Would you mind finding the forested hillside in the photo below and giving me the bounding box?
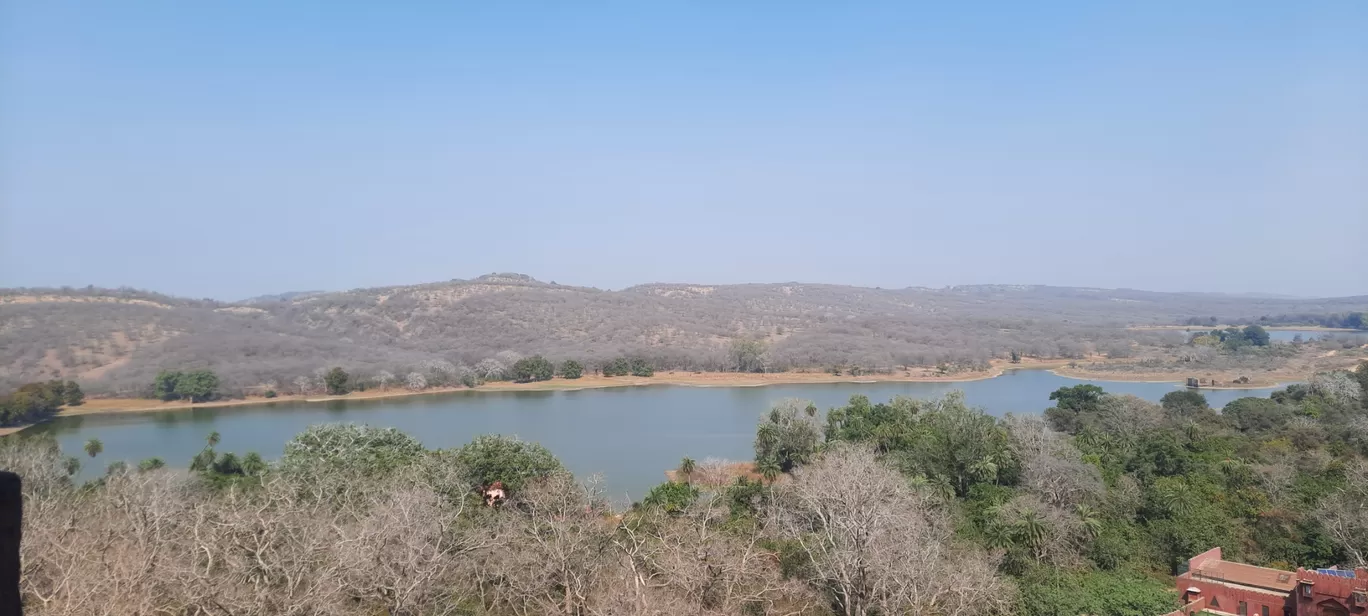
[3,274,1366,393]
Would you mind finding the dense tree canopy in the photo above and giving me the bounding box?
[511,355,554,382]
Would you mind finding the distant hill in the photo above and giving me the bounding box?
[2,275,1365,394]
[240,290,326,304]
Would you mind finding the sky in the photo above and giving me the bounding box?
[2,2,1365,300]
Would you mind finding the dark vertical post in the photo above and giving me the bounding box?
[0,471,21,616]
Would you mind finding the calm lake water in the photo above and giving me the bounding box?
[28,369,1288,501]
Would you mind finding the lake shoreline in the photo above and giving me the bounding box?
[0,359,1307,436]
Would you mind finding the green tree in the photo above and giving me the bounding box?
[559,359,584,379]
[758,458,782,484]
[241,451,267,476]
[1223,397,1290,432]
[449,434,565,493]
[138,457,166,472]
[62,380,84,406]
[678,456,696,480]
[754,399,822,472]
[83,438,103,458]
[511,355,555,382]
[602,358,631,377]
[1045,384,1107,434]
[1010,349,1022,363]
[1017,570,1179,616]
[153,370,183,401]
[1160,390,1208,416]
[281,424,425,477]
[900,392,1015,496]
[629,358,654,377]
[1242,324,1270,346]
[324,367,350,395]
[642,481,699,514]
[173,370,219,403]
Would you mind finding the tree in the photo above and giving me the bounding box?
[511,355,555,383]
[754,398,822,472]
[559,360,583,379]
[729,338,768,373]
[405,371,427,391]
[768,444,1012,616]
[1010,349,1022,363]
[1045,384,1106,434]
[449,434,565,494]
[474,358,509,381]
[83,438,103,458]
[137,457,165,472]
[173,370,219,403]
[758,458,782,484]
[281,424,425,477]
[154,370,183,401]
[293,375,313,395]
[642,481,699,514]
[602,358,631,377]
[677,456,696,480]
[1160,389,1208,415]
[629,358,654,377]
[1242,324,1271,346]
[1223,397,1290,432]
[324,367,350,395]
[62,380,84,406]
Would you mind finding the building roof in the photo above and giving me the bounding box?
[1192,558,1299,593]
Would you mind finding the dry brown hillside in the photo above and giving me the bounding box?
[3,274,1365,394]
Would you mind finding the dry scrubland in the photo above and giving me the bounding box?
[3,273,1366,396]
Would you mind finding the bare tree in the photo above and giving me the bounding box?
[1315,460,1368,568]
[373,370,395,390]
[1005,414,1103,508]
[405,371,427,391]
[293,375,313,395]
[768,444,1012,616]
[480,473,617,616]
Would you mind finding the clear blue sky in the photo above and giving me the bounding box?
[2,2,1365,300]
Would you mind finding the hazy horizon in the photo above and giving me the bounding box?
[3,3,1365,299]
[1,270,1358,304]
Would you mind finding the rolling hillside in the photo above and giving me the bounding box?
[3,274,1365,394]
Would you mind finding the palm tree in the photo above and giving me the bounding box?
[928,475,956,503]
[206,431,221,448]
[678,457,696,481]
[758,458,782,484]
[1076,504,1102,539]
[969,456,999,484]
[62,456,80,477]
[83,438,103,458]
[1015,510,1049,560]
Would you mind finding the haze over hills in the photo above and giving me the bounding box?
[2,273,1366,394]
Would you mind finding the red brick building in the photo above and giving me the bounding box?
[1169,548,1367,616]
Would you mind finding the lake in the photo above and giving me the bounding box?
[28,369,1288,501]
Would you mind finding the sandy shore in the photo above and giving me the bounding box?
[3,356,1335,435]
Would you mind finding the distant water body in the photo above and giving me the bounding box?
[30,369,1288,501]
